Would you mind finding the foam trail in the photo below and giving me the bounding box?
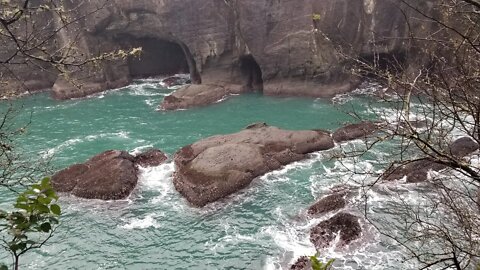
[121,213,161,229]
[129,145,154,156]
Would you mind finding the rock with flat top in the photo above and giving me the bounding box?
[173,124,335,206]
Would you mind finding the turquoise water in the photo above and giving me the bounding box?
[0,81,413,269]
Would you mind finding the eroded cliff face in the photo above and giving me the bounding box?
[1,0,436,99]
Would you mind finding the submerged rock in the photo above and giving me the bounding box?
[173,124,335,206]
[449,137,479,157]
[310,212,361,250]
[135,149,168,167]
[308,191,348,216]
[382,158,446,183]
[332,121,378,143]
[52,150,138,200]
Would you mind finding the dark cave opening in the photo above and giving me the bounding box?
[238,55,263,92]
[116,36,201,83]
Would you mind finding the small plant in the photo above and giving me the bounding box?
[310,253,335,270]
[0,177,61,270]
[312,13,321,21]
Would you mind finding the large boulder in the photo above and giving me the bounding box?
[173,124,335,206]
[382,158,446,183]
[449,137,479,157]
[332,121,378,143]
[52,150,138,200]
[310,212,361,250]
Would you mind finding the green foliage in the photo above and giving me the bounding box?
[310,254,335,270]
[0,177,61,269]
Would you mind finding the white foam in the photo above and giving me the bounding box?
[129,145,154,156]
[41,131,131,159]
[40,138,83,159]
[137,162,176,204]
[121,213,161,230]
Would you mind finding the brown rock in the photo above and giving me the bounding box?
[173,125,335,207]
[290,256,312,270]
[310,212,361,250]
[52,150,138,200]
[160,84,230,110]
[134,149,168,167]
[332,121,378,143]
[449,137,479,157]
[383,158,447,183]
[308,191,347,216]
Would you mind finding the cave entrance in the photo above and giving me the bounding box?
[117,36,201,83]
[238,55,263,92]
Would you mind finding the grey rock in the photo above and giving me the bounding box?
[173,125,335,206]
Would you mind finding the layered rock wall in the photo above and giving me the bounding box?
[1,0,438,99]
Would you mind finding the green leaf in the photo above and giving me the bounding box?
[41,177,50,188]
[36,204,51,214]
[310,256,322,270]
[50,204,61,215]
[0,264,8,270]
[37,196,52,205]
[325,259,335,269]
[39,222,51,233]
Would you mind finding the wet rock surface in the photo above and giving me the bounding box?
[310,212,361,250]
[160,83,244,110]
[332,121,378,143]
[134,149,168,167]
[173,124,335,206]
[308,191,348,216]
[449,137,479,157]
[383,158,447,183]
[52,149,168,200]
[52,150,138,200]
[290,256,312,270]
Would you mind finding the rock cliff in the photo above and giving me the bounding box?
[1,0,437,99]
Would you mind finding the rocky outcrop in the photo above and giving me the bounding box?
[310,212,361,250]
[160,84,244,110]
[173,124,335,206]
[383,137,479,183]
[52,149,167,199]
[2,0,441,99]
[383,158,446,183]
[134,149,168,167]
[332,121,378,143]
[449,137,479,157]
[52,150,138,200]
[290,257,312,270]
[308,191,348,216]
